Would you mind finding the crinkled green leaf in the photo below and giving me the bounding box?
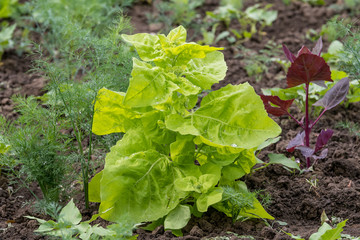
[196,188,223,212]
[141,111,176,145]
[121,33,162,61]
[59,199,82,225]
[97,149,186,223]
[92,88,140,135]
[168,43,223,65]
[184,51,227,90]
[124,58,179,107]
[164,205,191,230]
[167,83,281,149]
[170,135,195,165]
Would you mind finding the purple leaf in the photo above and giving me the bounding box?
[313,80,327,88]
[313,148,328,160]
[282,44,296,63]
[312,37,323,56]
[296,146,315,158]
[313,77,350,110]
[315,129,333,153]
[297,46,312,56]
[260,95,294,117]
[286,54,332,88]
[286,131,305,152]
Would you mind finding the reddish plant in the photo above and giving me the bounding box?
[260,38,350,169]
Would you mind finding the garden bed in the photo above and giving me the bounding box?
[1,0,359,239]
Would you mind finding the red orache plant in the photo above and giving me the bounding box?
[260,38,350,169]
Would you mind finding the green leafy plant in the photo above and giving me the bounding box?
[89,26,281,231]
[0,0,19,18]
[146,0,204,34]
[261,38,350,169]
[0,23,16,60]
[285,219,348,240]
[206,2,277,42]
[27,199,136,240]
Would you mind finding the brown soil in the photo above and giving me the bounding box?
[1,0,360,239]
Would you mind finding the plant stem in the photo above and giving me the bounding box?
[287,112,304,129]
[310,108,327,129]
[304,83,311,168]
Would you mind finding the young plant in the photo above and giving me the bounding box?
[285,219,348,240]
[260,38,350,169]
[89,26,281,231]
[26,199,136,240]
[0,23,16,60]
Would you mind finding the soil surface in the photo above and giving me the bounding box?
[1,0,360,239]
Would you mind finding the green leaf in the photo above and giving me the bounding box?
[89,171,102,203]
[141,111,176,145]
[184,51,227,90]
[164,205,191,230]
[213,182,274,220]
[168,43,223,66]
[0,142,10,154]
[308,220,347,240]
[92,88,140,135]
[320,220,347,240]
[59,199,82,225]
[166,83,281,149]
[196,188,223,212]
[97,149,187,223]
[220,149,257,184]
[170,135,195,165]
[257,137,281,151]
[268,153,300,171]
[121,33,163,61]
[124,58,179,107]
[166,25,187,45]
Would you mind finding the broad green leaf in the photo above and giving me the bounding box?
[184,51,227,90]
[167,83,281,149]
[121,33,163,61]
[141,111,176,145]
[98,150,186,223]
[89,171,103,202]
[240,198,274,220]
[309,223,333,240]
[92,88,140,135]
[59,199,82,225]
[168,43,223,65]
[164,205,191,230]
[320,220,347,240]
[170,135,195,165]
[196,188,223,212]
[167,25,187,45]
[268,153,300,171]
[220,149,257,184]
[174,176,200,193]
[124,59,179,107]
[172,76,201,96]
[257,137,281,151]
